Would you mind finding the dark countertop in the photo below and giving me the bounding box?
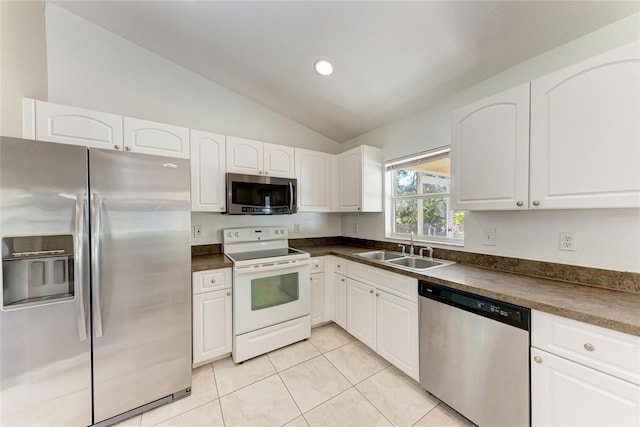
[192,244,640,337]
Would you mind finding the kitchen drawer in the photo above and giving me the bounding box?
[532,310,640,385]
[334,258,348,275]
[311,256,325,274]
[193,268,231,295]
[349,261,418,303]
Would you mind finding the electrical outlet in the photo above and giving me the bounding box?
[193,225,202,238]
[559,232,576,251]
[294,224,300,233]
[353,222,359,233]
[482,228,496,246]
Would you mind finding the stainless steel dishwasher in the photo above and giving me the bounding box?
[418,280,530,427]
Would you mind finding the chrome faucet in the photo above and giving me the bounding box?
[409,231,415,256]
[419,246,434,260]
[398,244,406,254]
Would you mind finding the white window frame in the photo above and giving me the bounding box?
[385,147,464,246]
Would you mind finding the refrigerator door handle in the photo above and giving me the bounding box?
[75,192,88,341]
[91,192,104,338]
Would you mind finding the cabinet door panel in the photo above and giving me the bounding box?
[123,117,189,158]
[264,143,295,178]
[346,279,376,350]
[377,291,419,381]
[310,273,325,326]
[450,83,530,210]
[226,136,262,175]
[35,101,123,150]
[190,130,226,212]
[530,41,640,209]
[336,150,362,211]
[531,348,640,427]
[193,290,232,366]
[295,148,331,212]
[332,273,347,329]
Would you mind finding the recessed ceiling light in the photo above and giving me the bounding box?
[314,59,334,76]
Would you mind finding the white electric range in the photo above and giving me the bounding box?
[223,227,311,363]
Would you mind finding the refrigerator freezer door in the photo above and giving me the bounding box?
[89,149,191,423]
[0,137,91,426]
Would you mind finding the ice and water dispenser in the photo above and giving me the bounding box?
[2,235,75,309]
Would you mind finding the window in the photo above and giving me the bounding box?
[386,147,464,244]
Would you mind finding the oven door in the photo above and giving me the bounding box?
[233,260,310,335]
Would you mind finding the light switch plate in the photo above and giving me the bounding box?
[482,228,496,246]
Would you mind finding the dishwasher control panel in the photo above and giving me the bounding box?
[418,280,530,330]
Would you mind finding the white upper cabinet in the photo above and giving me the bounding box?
[451,83,530,210]
[123,117,190,159]
[264,143,295,178]
[451,42,640,211]
[295,148,332,212]
[530,41,640,209]
[226,136,295,178]
[31,99,123,150]
[333,145,383,212]
[190,130,226,212]
[24,99,190,159]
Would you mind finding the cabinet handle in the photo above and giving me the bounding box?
[532,200,540,206]
[221,206,225,210]
[125,146,131,151]
[516,201,523,207]
[375,292,379,297]
[226,291,231,296]
[357,207,361,211]
[210,279,216,284]
[114,145,121,150]
[341,278,345,282]
[533,356,542,364]
[258,171,263,175]
[265,171,269,175]
[337,264,341,268]
[370,290,373,294]
[584,343,595,352]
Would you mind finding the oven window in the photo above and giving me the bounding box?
[251,272,299,310]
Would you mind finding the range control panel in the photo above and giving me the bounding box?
[223,226,288,243]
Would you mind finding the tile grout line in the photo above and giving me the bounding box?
[210,362,228,427]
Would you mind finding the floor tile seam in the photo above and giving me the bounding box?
[146,398,222,427]
[278,358,353,416]
[318,352,362,387]
[410,402,445,427]
[350,384,396,427]
[275,370,305,424]
[217,370,280,399]
[269,346,322,373]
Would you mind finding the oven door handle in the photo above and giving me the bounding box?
[235,259,310,275]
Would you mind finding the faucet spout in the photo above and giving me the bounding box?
[409,231,415,256]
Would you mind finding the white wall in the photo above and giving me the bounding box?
[342,13,640,273]
[44,4,342,154]
[192,212,342,245]
[0,1,47,137]
[44,4,344,244]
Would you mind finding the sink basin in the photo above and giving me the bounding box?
[356,250,405,261]
[387,257,446,269]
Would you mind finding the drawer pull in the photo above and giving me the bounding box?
[341,278,345,282]
[533,356,542,364]
[337,264,341,268]
[210,279,216,284]
[226,291,231,296]
[584,343,595,352]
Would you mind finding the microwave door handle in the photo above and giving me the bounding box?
[289,181,293,211]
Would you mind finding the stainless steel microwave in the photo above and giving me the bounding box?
[226,173,297,214]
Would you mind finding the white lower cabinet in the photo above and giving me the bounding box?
[531,347,640,426]
[531,310,640,426]
[339,259,419,381]
[310,256,332,327]
[332,272,347,330]
[192,268,232,367]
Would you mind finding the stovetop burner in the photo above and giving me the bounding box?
[225,247,306,263]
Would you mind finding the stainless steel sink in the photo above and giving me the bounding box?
[355,250,454,271]
[387,257,450,269]
[357,250,405,261]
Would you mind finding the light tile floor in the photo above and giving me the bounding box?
[116,323,476,427]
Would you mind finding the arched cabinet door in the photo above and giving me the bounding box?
[190,130,226,212]
[530,41,640,209]
[34,100,123,150]
[226,136,263,175]
[123,117,189,159]
[450,83,530,211]
[264,142,295,178]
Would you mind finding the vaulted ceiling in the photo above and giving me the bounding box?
[53,1,639,142]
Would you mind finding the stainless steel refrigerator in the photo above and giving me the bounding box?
[0,136,192,426]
